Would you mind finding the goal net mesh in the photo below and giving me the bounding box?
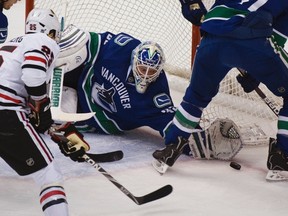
[31,0,282,145]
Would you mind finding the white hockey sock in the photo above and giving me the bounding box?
[40,185,69,216]
[31,162,70,216]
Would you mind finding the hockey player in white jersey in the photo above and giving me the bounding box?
[0,8,90,215]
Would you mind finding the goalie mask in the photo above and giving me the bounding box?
[131,41,165,94]
[25,8,61,43]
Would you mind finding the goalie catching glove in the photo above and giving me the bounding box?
[189,118,243,160]
[50,123,90,162]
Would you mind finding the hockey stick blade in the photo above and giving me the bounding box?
[51,107,95,122]
[83,154,173,205]
[133,184,173,205]
[86,150,123,163]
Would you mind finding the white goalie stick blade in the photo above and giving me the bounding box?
[266,170,288,181]
[50,107,95,122]
[152,160,169,175]
[49,65,95,122]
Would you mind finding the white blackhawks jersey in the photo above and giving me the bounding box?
[0,33,59,113]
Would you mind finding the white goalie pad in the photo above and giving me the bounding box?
[61,86,78,113]
[188,118,243,160]
[55,24,89,72]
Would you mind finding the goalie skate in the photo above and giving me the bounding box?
[152,159,169,175]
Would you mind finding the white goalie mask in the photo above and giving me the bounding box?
[25,8,61,43]
[131,41,166,94]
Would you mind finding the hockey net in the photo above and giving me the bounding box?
[26,0,282,146]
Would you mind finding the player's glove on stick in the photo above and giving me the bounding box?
[50,123,90,162]
[28,97,53,133]
[236,73,260,93]
[179,0,207,26]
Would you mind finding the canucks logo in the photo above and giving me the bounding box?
[153,93,172,108]
[91,83,117,112]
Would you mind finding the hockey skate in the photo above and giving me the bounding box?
[266,138,288,181]
[152,137,189,174]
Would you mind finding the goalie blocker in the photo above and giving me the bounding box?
[152,118,243,174]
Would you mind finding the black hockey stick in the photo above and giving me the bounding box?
[83,154,173,205]
[49,130,173,205]
[86,150,123,163]
[237,68,280,116]
[49,127,123,163]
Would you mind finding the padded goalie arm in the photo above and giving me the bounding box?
[55,24,90,73]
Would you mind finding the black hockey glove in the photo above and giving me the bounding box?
[50,123,90,162]
[236,73,260,93]
[179,0,207,26]
[28,97,53,133]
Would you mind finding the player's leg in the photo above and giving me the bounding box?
[153,37,232,169]
[0,110,69,215]
[231,37,288,180]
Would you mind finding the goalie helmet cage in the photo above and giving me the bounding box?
[26,0,282,146]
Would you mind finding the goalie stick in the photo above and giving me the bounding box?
[49,65,95,122]
[50,131,173,204]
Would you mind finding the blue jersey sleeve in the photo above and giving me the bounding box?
[0,13,8,43]
[201,0,288,38]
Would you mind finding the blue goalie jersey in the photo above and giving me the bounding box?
[76,32,175,136]
[0,12,8,43]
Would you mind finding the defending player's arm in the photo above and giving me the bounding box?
[179,0,207,26]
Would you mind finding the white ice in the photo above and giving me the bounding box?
[1,1,288,216]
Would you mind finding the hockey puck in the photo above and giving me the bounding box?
[230,161,241,170]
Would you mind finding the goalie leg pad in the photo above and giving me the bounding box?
[189,118,243,160]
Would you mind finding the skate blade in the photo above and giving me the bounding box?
[152,160,169,175]
[266,170,288,181]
